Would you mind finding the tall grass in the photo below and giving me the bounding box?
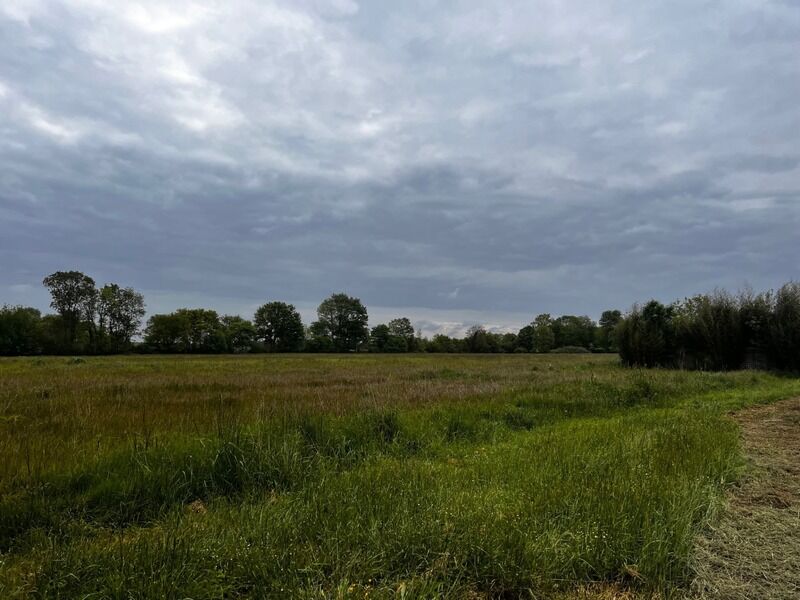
[1,354,799,598]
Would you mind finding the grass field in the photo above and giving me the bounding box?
[1,354,799,598]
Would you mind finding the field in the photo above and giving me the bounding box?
[1,354,799,598]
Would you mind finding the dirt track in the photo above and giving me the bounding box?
[691,398,800,599]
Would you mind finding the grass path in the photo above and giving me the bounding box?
[691,398,800,599]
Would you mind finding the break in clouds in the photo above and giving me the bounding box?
[1,0,799,336]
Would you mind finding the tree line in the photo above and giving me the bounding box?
[617,283,800,372]
[1,271,798,371]
[0,270,623,357]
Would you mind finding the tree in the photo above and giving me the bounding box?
[596,309,622,351]
[384,335,408,353]
[388,317,415,351]
[144,309,224,353]
[499,332,518,353]
[369,324,391,352]
[465,325,491,353]
[220,315,256,353]
[617,301,677,367]
[552,315,596,349]
[144,312,188,352]
[532,314,555,353]
[766,282,800,371]
[179,308,225,352]
[42,271,97,350]
[313,293,369,352]
[305,321,335,352]
[674,292,744,370]
[97,284,145,352]
[253,302,305,352]
[426,333,456,353]
[516,324,534,352]
[370,323,409,353]
[0,306,42,356]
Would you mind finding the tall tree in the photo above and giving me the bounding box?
[617,301,677,367]
[516,324,534,352]
[597,309,622,351]
[179,308,225,352]
[532,313,555,353]
[253,302,305,352]
[98,284,145,352]
[42,271,97,350]
[313,293,369,352]
[766,282,800,371]
[388,317,415,351]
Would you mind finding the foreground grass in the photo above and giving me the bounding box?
[1,354,799,598]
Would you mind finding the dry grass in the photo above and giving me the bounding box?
[691,398,800,599]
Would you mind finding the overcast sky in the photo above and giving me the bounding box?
[1,1,798,336]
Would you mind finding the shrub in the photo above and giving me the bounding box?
[549,346,590,354]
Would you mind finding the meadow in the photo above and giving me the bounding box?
[1,354,799,598]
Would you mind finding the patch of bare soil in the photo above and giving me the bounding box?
[691,398,800,599]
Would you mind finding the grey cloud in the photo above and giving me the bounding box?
[1,1,799,334]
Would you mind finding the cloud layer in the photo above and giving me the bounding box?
[2,0,799,335]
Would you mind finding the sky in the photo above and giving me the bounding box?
[1,0,799,337]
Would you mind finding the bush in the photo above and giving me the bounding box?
[549,346,590,354]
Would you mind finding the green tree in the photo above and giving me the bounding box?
[313,293,369,352]
[144,309,224,353]
[426,334,455,353]
[305,321,335,352]
[384,335,408,353]
[674,292,744,370]
[532,314,555,353]
[766,282,800,371]
[552,315,596,349]
[465,325,492,353]
[596,309,622,351]
[179,308,225,353]
[0,305,42,356]
[516,324,534,352]
[370,323,409,353]
[499,332,518,353]
[617,301,677,367]
[42,270,97,350]
[97,284,145,352]
[369,324,391,352]
[254,302,305,352]
[220,315,256,353]
[144,312,188,352]
[388,317,415,351]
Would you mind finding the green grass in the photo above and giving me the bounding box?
[1,354,798,598]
